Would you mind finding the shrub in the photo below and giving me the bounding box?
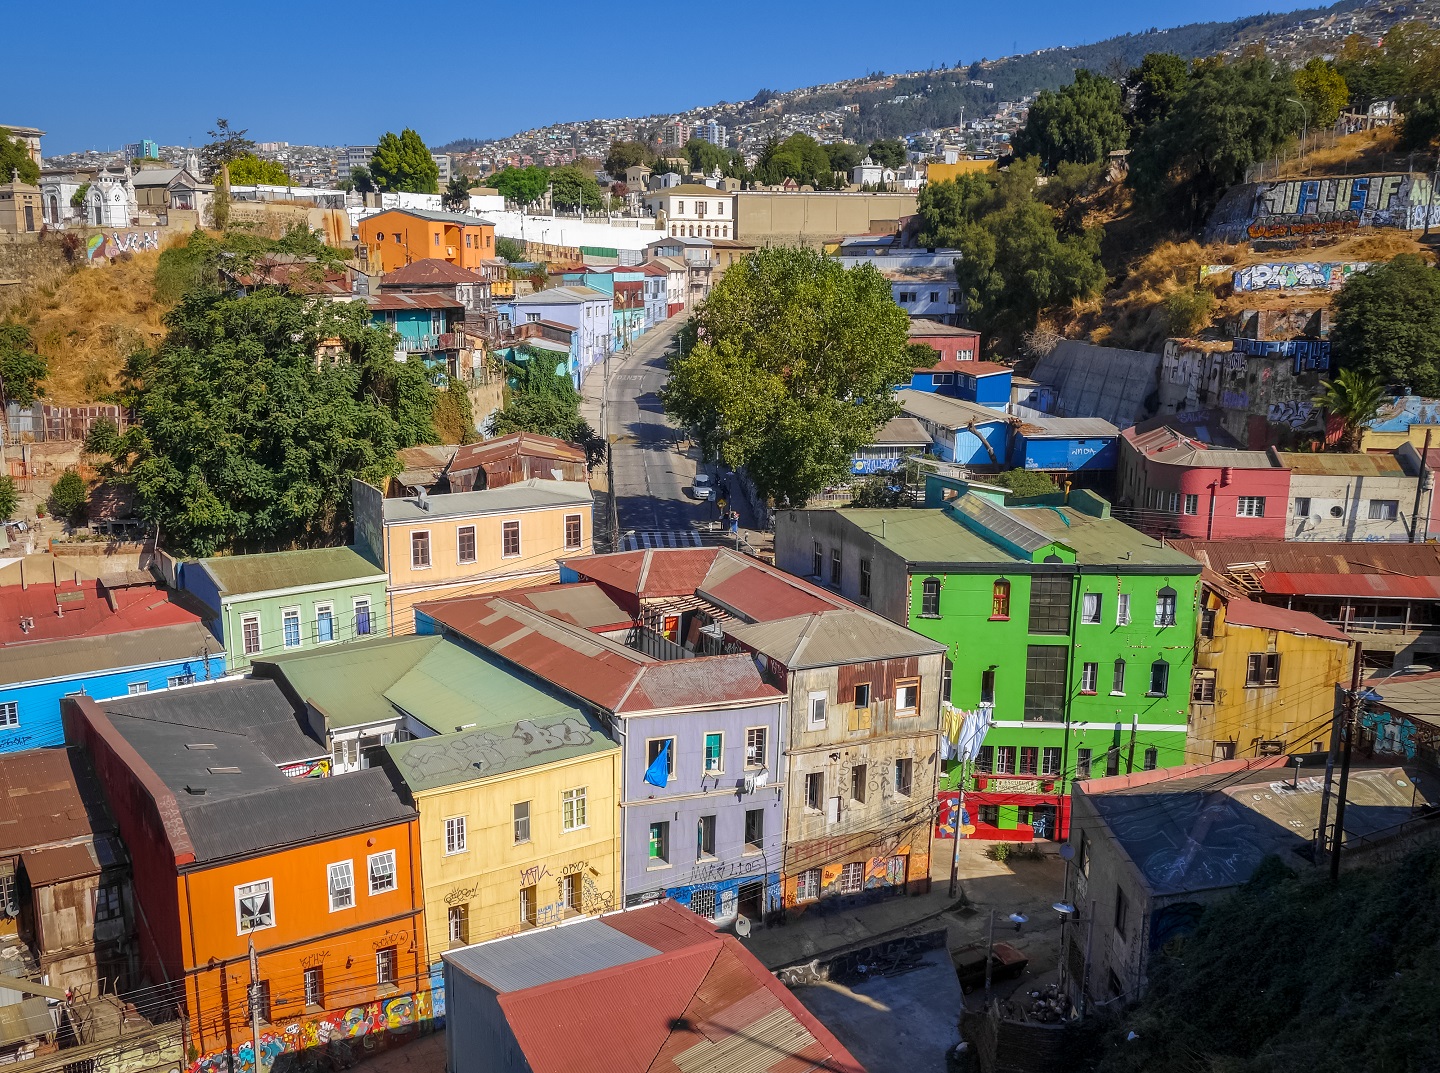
[49,469,87,525]
[1163,286,1215,338]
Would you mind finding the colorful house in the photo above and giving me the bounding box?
[1008,416,1119,474]
[908,359,1010,407]
[367,292,467,379]
[64,681,430,1072]
[898,388,1013,468]
[181,547,388,673]
[359,208,497,274]
[501,286,612,386]
[0,577,223,752]
[908,320,980,365]
[774,477,1202,841]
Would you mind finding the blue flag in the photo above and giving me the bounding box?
[643,740,671,788]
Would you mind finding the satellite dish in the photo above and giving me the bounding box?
[1059,844,1075,861]
[1309,514,1322,525]
[735,914,751,937]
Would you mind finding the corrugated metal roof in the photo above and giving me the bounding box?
[371,207,495,227]
[620,656,782,714]
[259,635,441,730]
[1017,415,1119,439]
[1170,541,1440,598]
[908,321,979,339]
[0,997,52,1046]
[446,917,661,992]
[870,416,931,446]
[449,433,586,474]
[366,292,464,311]
[896,389,1011,429]
[700,564,836,621]
[1031,339,1160,428]
[954,495,1055,554]
[1278,451,1406,476]
[1367,672,1440,718]
[0,749,115,857]
[381,479,592,523]
[727,609,944,669]
[1221,597,1350,642]
[0,578,199,647]
[506,584,632,630]
[0,621,221,686]
[603,897,722,950]
[381,259,486,286]
[564,548,719,600]
[22,843,98,886]
[199,547,384,598]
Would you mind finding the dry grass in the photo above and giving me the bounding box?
[1268,127,1411,180]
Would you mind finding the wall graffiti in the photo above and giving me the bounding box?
[394,715,605,784]
[441,884,478,906]
[188,991,434,1073]
[518,863,551,886]
[1207,174,1440,243]
[1266,400,1314,429]
[1232,261,1372,292]
[1359,710,1418,760]
[369,929,408,952]
[1231,336,1330,374]
[280,758,331,779]
[86,230,161,262]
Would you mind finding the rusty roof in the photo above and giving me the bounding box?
[563,548,721,600]
[449,433,586,473]
[0,748,114,857]
[1221,597,1351,643]
[381,259,487,286]
[366,291,464,311]
[1278,451,1407,477]
[23,843,100,886]
[1173,540,1440,600]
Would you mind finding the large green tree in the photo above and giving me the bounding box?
[199,118,255,181]
[227,153,288,185]
[1126,53,1189,135]
[1012,69,1128,171]
[662,247,926,505]
[756,134,834,187]
[491,354,593,442]
[1294,57,1350,130]
[867,139,908,169]
[443,174,473,212]
[102,287,438,556]
[683,138,728,176]
[490,166,550,207]
[604,141,652,177]
[369,130,439,194]
[0,323,47,405]
[548,164,603,212]
[1331,254,1440,395]
[0,129,39,186]
[1314,369,1387,452]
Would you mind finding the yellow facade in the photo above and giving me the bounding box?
[1189,592,1353,762]
[411,749,621,954]
[925,160,998,184]
[1360,424,1440,452]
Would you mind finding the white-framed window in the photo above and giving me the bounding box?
[1042,747,1062,777]
[375,946,398,987]
[1154,588,1177,627]
[235,879,274,933]
[327,861,354,911]
[0,702,16,728]
[456,525,477,564]
[1081,662,1098,693]
[168,672,196,688]
[332,737,360,772]
[562,786,587,830]
[367,851,396,895]
[1112,658,1126,695]
[448,904,468,945]
[1081,592,1102,624]
[315,603,335,643]
[502,520,521,558]
[1116,594,1131,626]
[1183,493,1199,515]
[805,772,824,811]
[1236,496,1266,518]
[839,862,864,895]
[703,732,724,774]
[796,868,821,902]
[303,967,324,1008]
[282,607,302,649]
[807,691,827,730]
[896,680,919,713]
[1369,499,1399,521]
[354,597,373,637]
[648,820,670,864]
[444,816,467,855]
[513,800,531,843]
[564,513,583,550]
[931,372,954,386]
[241,614,261,656]
[411,530,431,569]
[745,726,767,768]
[127,682,148,695]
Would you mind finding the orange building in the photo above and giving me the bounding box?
[64,680,433,1073]
[360,208,496,273]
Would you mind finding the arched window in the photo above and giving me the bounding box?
[1149,660,1170,697]
[1112,658,1126,694]
[1154,586,1177,627]
[920,577,941,617]
[991,579,1011,619]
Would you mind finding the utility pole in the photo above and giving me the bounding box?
[247,939,264,1073]
[1317,641,1362,863]
[1409,427,1433,542]
[983,908,996,999]
[948,759,964,898]
[1331,678,1361,882]
[1124,714,1139,774]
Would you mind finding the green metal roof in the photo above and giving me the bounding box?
[199,546,384,597]
[1013,507,1200,571]
[842,509,1016,566]
[260,634,441,729]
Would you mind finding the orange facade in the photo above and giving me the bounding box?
[363,210,496,273]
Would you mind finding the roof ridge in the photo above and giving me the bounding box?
[643,941,725,1073]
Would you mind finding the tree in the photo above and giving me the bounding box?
[0,476,17,523]
[848,473,911,508]
[369,130,439,194]
[756,134,833,187]
[604,141,651,177]
[1126,53,1189,135]
[662,247,922,505]
[490,166,550,207]
[227,153,288,185]
[70,182,90,208]
[991,468,1058,498]
[490,354,593,442]
[0,129,40,186]
[1163,286,1215,337]
[1294,58,1349,130]
[825,142,865,176]
[0,323,47,405]
[84,417,120,457]
[683,138,727,176]
[443,174,473,212]
[50,469,87,526]
[495,236,527,262]
[1335,32,1408,110]
[548,164,603,212]
[199,119,255,181]
[349,166,376,194]
[1012,69,1128,171]
[868,139,908,169]
[1331,254,1440,394]
[1314,369,1386,452]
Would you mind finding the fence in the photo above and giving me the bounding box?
[1243,123,1436,185]
[5,404,128,444]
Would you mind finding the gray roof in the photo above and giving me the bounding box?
[444,917,660,993]
[198,546,385,598]
[1017,416,1119,439]
[512,285,610,306]
[725,609,944,670]
[385,207,495,227]
[953,495,1056,554]
[1031,340,1161,428]
[381,479,592,523]
[896,389,1011,430]
[0,621,221,686]
[871,416,931,446]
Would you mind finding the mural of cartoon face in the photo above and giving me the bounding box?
[384,996,415,1031]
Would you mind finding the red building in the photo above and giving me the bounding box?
[1118,423,1289,539]
[908,319,980,363]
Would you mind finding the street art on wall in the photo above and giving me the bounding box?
[188,991,434,1073]
[1231,262,1372,292]
[1206,173,1440,243]
[1232,336,1330,374]
[86,230,161,262]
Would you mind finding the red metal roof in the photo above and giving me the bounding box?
[1170,540,1440,580]
[1255,572,1440,600]
[1221,597,1351,642]
[381,258,486,286]
[702,567,835,621]
[0,579,200,646]
[449,432,585,472]
[366,292,464,311]
[604,895,721,950]
[565,549,720,600]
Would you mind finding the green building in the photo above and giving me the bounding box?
[773,477,1201,841]
[182,547,390,672]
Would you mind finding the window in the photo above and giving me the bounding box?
[1114,886,1129,935]
[1106,746,1121,777]
[303,967,324,1008]
[1154,587,1177,627]
[1213,741,1237,761]
[1019,747,1038,776]
[1042,747,1061,777]
[444,816,466,855]
[512,801,531,844]
[1024,646,1068,721]
[1148,660,1170,697]
[1192,670,1216,703]
[1080,662,1098,693]
[1369,499,1400,521]
[995,746,1016,775]
[978,804,999,826]
[447,905,468,945]
[932,372,954,386]
[980,669,996,706]
[376,946,398,988]
[127,682,148,695]
[315,603,334,644]
[930,291,939,303]
[991,579,1010,619]
[502,521,521,557]
[894,757,913,796]
[520,885,539,926]
[95,883,122,921]
[1112,659,1126,695]
[1076,748,1092,779]
[328,861,354,911]
[851,764,868,803]
[235,879,274,933]
[562,787,587,830]
[1245,652,1281,687]
[1236,496,1266,518]
[565,513,583,550]
[745,727,767,769]
[839,862,864,894]
[942,659,953,705]
[796,868,820,902]
[647,737,676,778]
[457,525,477,564]
[1200,608,1216,638]
[896,680,919,713]
[1028,576,1073,634]
[411,531,431,569]
[648,821,670,864]
[830,548,841,585]
[805,772,824,811]
[859,557,871,599]
[807,691,827,730]
[1081,592,1102,625]
[368,851,396,894]
[922,577,942,617]
[853,683,871,709]
[1294,497,1311,518]
[812,542,823,578]
[1116,594,1131,626]
[703,732,723,774]
[241,615,261,656]
[744,808,764,852]
[167,674,195,688]
[562,872,580,910]
[1183,494,1199,515]
[697,814,717,858]
[1143,747,1158,771]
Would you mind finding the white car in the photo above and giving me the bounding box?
[693,473,713,500]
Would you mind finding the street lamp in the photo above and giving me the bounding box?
[1287,98,1310,165]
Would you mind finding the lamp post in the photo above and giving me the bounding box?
[1288,98,1310,165]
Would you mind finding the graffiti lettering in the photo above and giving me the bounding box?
[86,230,161,262]
[442,884,478,906]
[370,929,408,951]
[1266,400,1315,429]
[299,950,330,970]
[519,863,550,886]
[1232,261,1372,292]
[390,715,604,784]
[560,861,587,877]
[1210,173,1440,243]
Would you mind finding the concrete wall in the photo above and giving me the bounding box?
[773,509,912,624]
[1285,469,1427,541]
[1205,173,1440,243]
[734,191,919,247]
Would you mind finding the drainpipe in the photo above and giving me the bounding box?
[1206,479,1218,541]
[1409,427,1433,542]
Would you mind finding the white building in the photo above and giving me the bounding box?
[85,168,136,227]
[39,172,86,227]
[432,153,452,184]
[346,145,376,173]
[642,184,734,239]
[700,121,727,147]
[851,157,896,187]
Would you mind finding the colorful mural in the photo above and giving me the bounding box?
[188,991,435,1073]
[86,230,161,262]
[1206,173,1440,243]
[1230,261,1372,292]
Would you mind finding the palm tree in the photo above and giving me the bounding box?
[1313,368,1386,451]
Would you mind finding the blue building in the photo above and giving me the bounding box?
[851,416,931,475]
[897,388,1013,469]
[1009,416,1119,473]
[368,291,467,381]
[908,359,1012,409]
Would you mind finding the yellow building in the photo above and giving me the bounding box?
[1189,579,1354,762]
[352,476,594,634]
[925,159,998,184]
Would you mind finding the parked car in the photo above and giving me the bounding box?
[953,941,1029,993]
[692,473,713,500]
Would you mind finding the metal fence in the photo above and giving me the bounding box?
[4,403,128,444]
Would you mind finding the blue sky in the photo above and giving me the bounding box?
[17,0,1318,154]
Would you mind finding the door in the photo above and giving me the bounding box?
[23,206,34,232]
[738,881,764,922]
[1032,806,1058,842]
[886,854,908,887]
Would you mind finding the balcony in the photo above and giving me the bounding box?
[396,333,460,355]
